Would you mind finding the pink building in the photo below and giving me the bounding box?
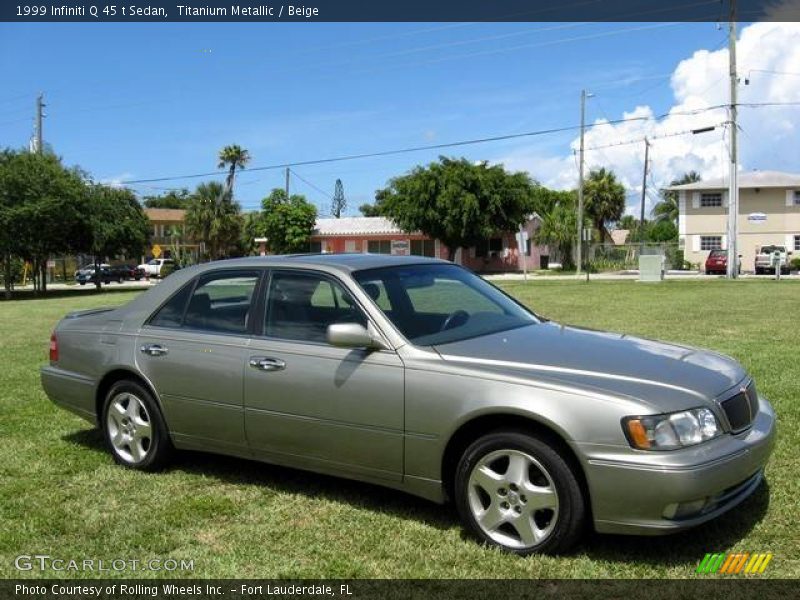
[309,216,547,273]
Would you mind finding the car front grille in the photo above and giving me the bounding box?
[720,381,759,433]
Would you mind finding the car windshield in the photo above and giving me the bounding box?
[353,263,538,346]
[759,246,785,254]
[709,250,725,258]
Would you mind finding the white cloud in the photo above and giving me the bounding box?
[98,172,133,188]
[493,21,800,216]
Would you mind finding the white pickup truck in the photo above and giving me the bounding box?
[754,245,791,275]
[137,258,175,278]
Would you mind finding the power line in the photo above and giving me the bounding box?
[112,101,798,186]
[117,107,725,185]
[584,122,726,151]
[289,169,334,201]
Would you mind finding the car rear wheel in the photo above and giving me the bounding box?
[102,380,172,471]
[455,431,586,555]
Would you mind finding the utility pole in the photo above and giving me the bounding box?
[727,0,739,279]
[34,93,45,153]
[576,89,587,276]
[285,167,290,198]
[639,137,649,247]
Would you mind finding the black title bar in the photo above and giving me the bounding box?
[3,0,800,23]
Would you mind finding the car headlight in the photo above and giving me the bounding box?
[622,408,721,450]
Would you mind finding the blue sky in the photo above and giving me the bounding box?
[2,21,790,216]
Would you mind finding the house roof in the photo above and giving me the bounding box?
[665,170,800,191]
[314,216,408,236]
[144,208,186,222]
[314,214,544,237]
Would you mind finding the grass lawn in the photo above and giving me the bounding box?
[0,280,797,579]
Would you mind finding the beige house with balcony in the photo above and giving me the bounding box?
[668,171,800,272]
[143,208,200,262]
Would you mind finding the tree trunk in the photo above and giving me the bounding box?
[3,252,11,300]
[94,256,102,291]
[40,259,47,295]
[445,245,458,263]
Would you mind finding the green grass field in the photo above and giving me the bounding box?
[0,280,797,579]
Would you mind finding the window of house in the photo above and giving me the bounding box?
[264,271,366,343]
[475,238,503,258]
[700,236,723,251]
[525,239,532,256]
[367,240,391,254]
[795,235,800,251]
[700,193,723,207]
[794,191,800,205]
[410,239,436,257]
[309,240,322,253]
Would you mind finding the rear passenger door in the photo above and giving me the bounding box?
[136,269,262,454]
[244,269,405,481]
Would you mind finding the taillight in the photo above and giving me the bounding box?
[49,332,58,362]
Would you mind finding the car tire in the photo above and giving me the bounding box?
[79,282,85,286]
[454,430,586,555]
[101,380,173,471]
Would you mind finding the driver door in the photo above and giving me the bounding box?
[243,269,405,481]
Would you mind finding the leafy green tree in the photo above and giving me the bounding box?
[85,185,151,289]
[534,195,578,270]
[185,181,243,261]
[654,171,701,225]
[0,149,89,296]
[375,157,536,260]
[644,219,678,243]
[240,211,266,255]
[584,168,626,243]
[260,189,317,254]
[142,189,192,209]
[217,145,250,197]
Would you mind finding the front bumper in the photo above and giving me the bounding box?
[578,396,776,535]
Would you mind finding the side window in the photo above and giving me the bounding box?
[149,283,193,328]
[264,271,366,343]
[183,271,260,334]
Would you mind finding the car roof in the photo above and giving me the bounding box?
[187,253,449,274]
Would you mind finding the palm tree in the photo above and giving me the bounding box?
[534,200,577,270]
[583,168,626,244]
[653,171,701,225]
[217,144,251,199]
[185,182,243,261]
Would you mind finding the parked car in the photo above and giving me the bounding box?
[41,255,775,555]
[75,266,122,285]
[754,245,791,275]
[74,263,110,279]
[704,249,741,275]
[111,264,145,281]
[137,258,175,278]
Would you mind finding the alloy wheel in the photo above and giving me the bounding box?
[106,392,153,464]
[467,448,559,550]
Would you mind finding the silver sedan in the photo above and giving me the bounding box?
[41,254,775,554]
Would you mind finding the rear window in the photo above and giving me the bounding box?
[709,250,726,257]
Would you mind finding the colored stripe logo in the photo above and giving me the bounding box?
[696,552,773,574]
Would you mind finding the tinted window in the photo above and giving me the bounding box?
[183,271,260,334]
[149,283,193,328]
[354,264,537,346]
[264,271,366,343]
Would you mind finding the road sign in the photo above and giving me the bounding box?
[152,244,162,258]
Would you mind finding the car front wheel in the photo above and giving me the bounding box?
[455,431,586,555]
[102,380,172,471]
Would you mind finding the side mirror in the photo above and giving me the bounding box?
[327,323,388,350]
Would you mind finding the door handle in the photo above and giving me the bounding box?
[140,344,169,357]
[249,356,286,372]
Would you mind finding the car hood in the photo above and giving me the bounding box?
[433,322,746,412]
